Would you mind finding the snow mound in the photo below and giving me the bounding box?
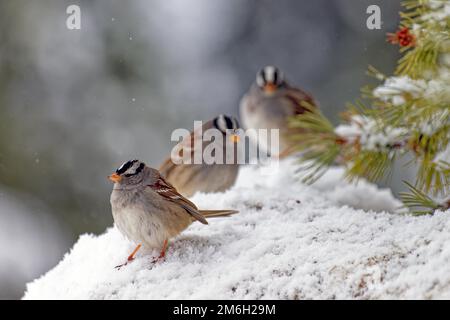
[23,161,450,299]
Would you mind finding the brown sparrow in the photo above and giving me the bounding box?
[109,159,238,268]
[239,66,318,157]
[159,114,241,197]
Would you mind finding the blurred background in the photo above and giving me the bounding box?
[0,0,403,299]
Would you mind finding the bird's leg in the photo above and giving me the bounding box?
[127,244,142,261]
[159,239,169,259]
[115,244,142,269]
[151,239,168,264]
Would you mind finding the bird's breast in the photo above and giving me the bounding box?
[110,189,192,249]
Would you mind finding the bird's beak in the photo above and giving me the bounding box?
[108,173,122,183]
[263,83,277,93]
[230,134,240,143]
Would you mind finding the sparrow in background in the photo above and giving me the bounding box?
[239,65,318,157]
[159,114,241,197]
[109,160,238,268]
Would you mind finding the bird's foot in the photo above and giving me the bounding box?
[114,262,127,270]
[150,252,165,265]
[150,239,168,265]
[115,244,142,270]
[114,257,134,270]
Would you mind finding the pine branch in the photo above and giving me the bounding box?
[400,181,450,215]
[289,104,343,184]
[290,0,450,211]
[346,151,395,183]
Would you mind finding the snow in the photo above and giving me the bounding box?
[424,1,450,23]
[373,76,427,105]
[373,71,450,107]
[334,115,408,151]
[417,109,450,136]
[23,160,450,300]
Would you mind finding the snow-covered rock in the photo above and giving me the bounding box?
[23,160,450,299]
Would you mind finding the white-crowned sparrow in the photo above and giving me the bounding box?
[109,159,238,268]
[159,114,240,197]
[240,65,318,157]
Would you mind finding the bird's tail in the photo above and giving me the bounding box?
[199,210,238,219]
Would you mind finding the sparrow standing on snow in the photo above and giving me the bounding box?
[109,159,238,268]
[159,114,241,197]
[240,66,318,157]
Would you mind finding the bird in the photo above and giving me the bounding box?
[159,114,241,197]
[109,159,238,268]
[239,65,318,158]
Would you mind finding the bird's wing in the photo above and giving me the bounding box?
[147,175,208,225]
[284,85,318,115]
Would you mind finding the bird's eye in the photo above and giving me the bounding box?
[123,162,144,177]
[116,159,138,174]
[275,73,286,87]
[213,114,235,133]
[273,70,280,84]
[258,66,285,88]
[256,70,266,88]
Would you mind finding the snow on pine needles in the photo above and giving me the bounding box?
[23,160,450,299]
